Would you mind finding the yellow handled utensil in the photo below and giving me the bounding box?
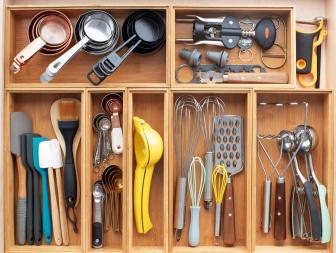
[133,116,163,234]
[212,164,228,245]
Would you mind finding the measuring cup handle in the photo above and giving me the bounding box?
[223,179,235,246]
[111,127,123,154]
[303,181,322,241]
[274,178,286,240]
[41,36,89,83]
[11,37,46,73]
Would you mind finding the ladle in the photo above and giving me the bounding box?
[294,125,330,243]
[280,130,321,241]
[41,11,117,83]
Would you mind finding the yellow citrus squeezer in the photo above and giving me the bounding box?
[133,116,163,234]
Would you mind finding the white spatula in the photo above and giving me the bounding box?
[38,140,62,245]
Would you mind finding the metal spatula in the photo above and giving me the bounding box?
[214,115,244,246]
[10,112,32,245]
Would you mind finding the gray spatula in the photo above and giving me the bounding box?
[10,112,32,245]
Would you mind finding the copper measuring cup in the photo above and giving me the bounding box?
[11,10,73,74]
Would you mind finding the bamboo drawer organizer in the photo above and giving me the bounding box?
[3,3,334,253]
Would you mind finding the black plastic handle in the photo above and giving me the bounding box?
[92,222,103,248]
[303,181,321,241]
[296,31,319,74]
[58,120,79,209]
[254,18,276,50]
[32,171,42,245]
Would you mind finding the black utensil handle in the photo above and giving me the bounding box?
[303,181,321,241]
[64,162,77,207]
[92,222,103,248]
[296,31,318,74]
[274,178,286,240]
[26,170,34,245]
[58,120,78,208]
[33,171,42,245]
[254,18,276,50]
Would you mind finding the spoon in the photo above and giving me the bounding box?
[99,117,112,162]
[92,113,105,169]
[92,181,105,249]
[280,130,321,241]
[294,125,330,243]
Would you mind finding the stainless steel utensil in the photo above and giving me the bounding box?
[92,181,105,248]
[173,95,201,241]
[199,97,225,210]
[41,11,119,83]
[214,115,243,246]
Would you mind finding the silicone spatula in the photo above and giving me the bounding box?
[26,133,42,245]
[10,112,32,245]
[32,137,52,244]
[38,140,62,245]
[20,134,34,245]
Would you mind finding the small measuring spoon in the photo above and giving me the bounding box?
[92,181,105,248]
[99,117,112,162]
[92,113,105,169]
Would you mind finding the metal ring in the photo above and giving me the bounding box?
[261,43,287,69]
[238,49,253,62]
[175,64,194,83]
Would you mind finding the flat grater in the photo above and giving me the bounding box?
[214,115,244,246]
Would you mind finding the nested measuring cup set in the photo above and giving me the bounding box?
[257,102,331,244]
[11,9,166,85]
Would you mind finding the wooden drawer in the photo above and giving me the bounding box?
[171,6,295,88]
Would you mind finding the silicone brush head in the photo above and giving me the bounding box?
[58,100,79,121]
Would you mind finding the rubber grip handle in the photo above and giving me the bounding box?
[204,152,213,208]
[33,171,42,245]
[223,180,235,246]
[317,184,331,243]
[262,179,272,233]
[41,174,52,244]
[26,168,34,245]
[92,222,103,248]
[296,31,318,74]
[254,18,276,50]
[274,179,286,240]
[16,198,26,245]
[303,181,321,241]
[174,177,187,230]
[58,120,78,209]
[188,206,201,247]
[134,164,155,234]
